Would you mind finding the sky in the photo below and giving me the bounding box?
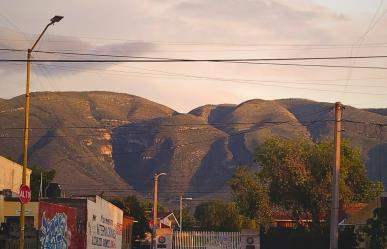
[1,0,387,112]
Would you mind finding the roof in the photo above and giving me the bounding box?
[150,212,179,229]
[271,210,311,221]
[340,193,387,225]
[158,212,175,219]
[339,203,368,221]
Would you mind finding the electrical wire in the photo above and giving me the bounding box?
[4,47,387,61]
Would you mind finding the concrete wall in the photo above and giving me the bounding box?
[87,196,123,249]
[0,195,39,228]
[0,156,32,193]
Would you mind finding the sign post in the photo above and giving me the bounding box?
[19,184,31,204]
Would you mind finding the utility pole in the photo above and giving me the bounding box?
[179,195,192,232]
[152,173,166,249]
[39,170,43,199]
[330,102,343,249]
[19,15,63,249]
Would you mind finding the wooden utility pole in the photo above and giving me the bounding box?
[330,102,343,249]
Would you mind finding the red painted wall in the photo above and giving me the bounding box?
[39,201,84,249]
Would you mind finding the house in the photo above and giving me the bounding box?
[271,209,313,229]
[0,156,31,195]
[150,212,179,229]
[339,192,387,249]
[122,215,135,249]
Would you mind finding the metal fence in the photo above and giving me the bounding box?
[173,231,241,249]
[0,223,38,249]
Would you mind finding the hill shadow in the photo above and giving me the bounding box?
[111,121,174,191]
[187,138,235,196]
[366,143,387,188]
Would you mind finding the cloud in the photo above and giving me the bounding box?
[0,27,156,76]
[163,0,350,42]
[2,0,387,111]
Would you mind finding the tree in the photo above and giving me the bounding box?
[141,200,168,213]
[110,195,151,240]
[256,138,383,225]
[194,201,242,231]
[29,166,55,199]
[338,226,360,249]
[363,207,387,249]
[229,166,272,226]
[173,207,195,231]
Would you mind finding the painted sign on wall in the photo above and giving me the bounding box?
[87,196,123,249]
[39,202,78,249]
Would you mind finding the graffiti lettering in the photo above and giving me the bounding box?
[40,212,71,249]
[101,215,113,226]
[92,236,103,246]
[92,236,116,248]
[97,224,116,239]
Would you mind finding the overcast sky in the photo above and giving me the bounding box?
[1,0,387,112]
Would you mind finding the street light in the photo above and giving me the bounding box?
[19,15,63,249]
[152,172,167,249]
[179,196,193,232]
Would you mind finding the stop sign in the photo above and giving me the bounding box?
[19,184,31,204]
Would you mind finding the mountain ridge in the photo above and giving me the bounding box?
[0,92,385,201]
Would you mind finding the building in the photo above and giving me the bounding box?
[271,209,314,229]
[0,156,31,194]
[150,212,179,230]
[0,196,82,249]
[0,157,129,249]
[45,195,124,249]
[122,215,135,249]
[339,192,387,249]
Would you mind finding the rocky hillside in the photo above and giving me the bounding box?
[0,92,386,204]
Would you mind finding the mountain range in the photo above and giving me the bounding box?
[0,91,386,205]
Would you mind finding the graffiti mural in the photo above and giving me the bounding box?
[40,212,71,249]
[39,202,79,249]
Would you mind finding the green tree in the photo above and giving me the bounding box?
[338,226,360,249]
[141,200,168,213]
[256,138,383,225]
[110,195,151,240]
[194,201,241,231]
[29,166,55,199]
[363,207,387,249]
[174,207,195,231]
[229,166,272,226]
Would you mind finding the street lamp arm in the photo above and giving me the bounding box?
[154,172,167,180]
[31,16,63,51]
[30,23,53,51]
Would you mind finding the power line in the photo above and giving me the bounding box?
[31,120,333,162]
[5,61,387,96]
[233,61,387,70]
[23,62,387,89]
[342,119,387,127]
[2,58,387,71]
[0,120,332,131]
[4,47,387,61]
[8,62,382,96]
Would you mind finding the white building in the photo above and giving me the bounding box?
[0,156,31,194]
